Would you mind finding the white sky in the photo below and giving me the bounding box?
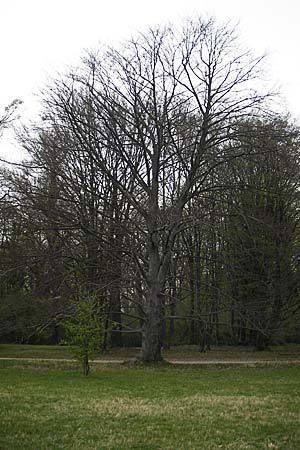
[1,0,300,161]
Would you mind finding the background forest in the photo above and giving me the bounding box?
[1,18,300,357]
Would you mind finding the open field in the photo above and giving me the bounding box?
[0,360,300,449]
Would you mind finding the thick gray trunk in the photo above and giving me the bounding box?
[138,202,181,362]
[139,218,164,361]
[139,285,163,361]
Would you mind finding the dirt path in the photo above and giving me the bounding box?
[1,357,300,365]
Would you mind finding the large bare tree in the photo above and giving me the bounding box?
[37,17,271,361]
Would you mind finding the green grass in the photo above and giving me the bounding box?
[0,364,299,449]
[1,343,300,362]
[0,344,74,359]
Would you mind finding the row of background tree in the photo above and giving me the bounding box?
[1,19,300,354]
[1,115,299,350]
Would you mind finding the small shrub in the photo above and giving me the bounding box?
[61,296,104,375]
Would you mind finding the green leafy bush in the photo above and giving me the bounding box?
[61,297,104,375]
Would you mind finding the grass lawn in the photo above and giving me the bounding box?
[0,363,299,449]
[0,344,74,360]
[1,343,300,362]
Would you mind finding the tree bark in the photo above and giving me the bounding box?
[140,285,163,361]
[82,353,90,376]
[138,218,164,361]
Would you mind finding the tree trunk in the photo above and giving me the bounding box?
[82,353,90,376]
[189,254,196,344]
[110,283,123,347]
[138,221,166,361]
[138,193,180,361]
[139,286,163,361]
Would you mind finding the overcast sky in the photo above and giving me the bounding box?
[1,0,300,161]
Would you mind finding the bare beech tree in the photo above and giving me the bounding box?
[37,17,271,361]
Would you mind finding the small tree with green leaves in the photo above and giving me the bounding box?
[61,296,104,375]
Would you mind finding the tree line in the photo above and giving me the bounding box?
[1,17,300,360]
